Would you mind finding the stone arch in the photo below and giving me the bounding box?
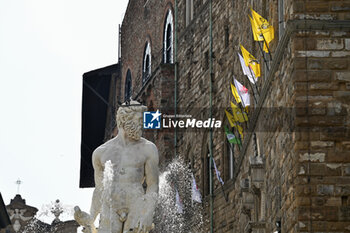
[163,8,174,63]
[142,39,152,84]
[124,69,132,102]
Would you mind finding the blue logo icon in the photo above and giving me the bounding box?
[143,110,161,129]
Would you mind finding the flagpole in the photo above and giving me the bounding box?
[245,75,259,105]
[232,76,250,127]
[256,40,270,72]
[232,132,243,151]
[226,116,243,151]
[261,33,273,61]
[211,157,228,202]
[246,66,261,98]
[220,180,228,202]
[231,79,249,149]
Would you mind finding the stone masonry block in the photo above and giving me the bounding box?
[331,2,350,12]
[311,141,334,148]
[346,39,350,50]
[335,71,350,82]
[316,39,344,50]
[327,59,348,69]
[305,2,329,12]
[317,185,334,196]
[297,50,330,58]
[299,152,325,162]
[331,51,350,57]
[293,70,332,82]
[344,165,350,176]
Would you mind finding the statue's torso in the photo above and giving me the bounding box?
[97,138,149,207]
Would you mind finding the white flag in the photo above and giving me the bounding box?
[238,53,257,84]
[234,78,250,108]
[175,189,183,213]
[191,174,202,203]
[212,157,224,185]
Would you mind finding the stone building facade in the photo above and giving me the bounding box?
[107,0,350,232]
[119,0,176,163]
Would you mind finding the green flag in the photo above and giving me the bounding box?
[224,126,241,145]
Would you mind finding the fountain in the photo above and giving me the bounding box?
[74,101,158,233]
[74,101,204,233]
[154,158,205,233]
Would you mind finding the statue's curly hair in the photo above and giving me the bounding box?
[116,100,147,130]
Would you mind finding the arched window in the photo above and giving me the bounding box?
[143,42,152,84]
[124,69,132,102]
[163,9,174,63]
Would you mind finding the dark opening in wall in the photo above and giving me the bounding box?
[204,51,209,70]
[225,25,229,48]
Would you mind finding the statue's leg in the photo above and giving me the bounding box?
[97,212,123,233]
[123,217,137,233]
[97,213,111,233]
[111,210,124,233]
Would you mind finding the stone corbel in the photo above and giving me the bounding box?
[249,155,265,189]
[240,178,254,216]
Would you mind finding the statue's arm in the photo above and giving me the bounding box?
[90,148,103,222]
[145,143,159,196]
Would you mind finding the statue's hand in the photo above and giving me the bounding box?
[134,217,155,233]
[132,194,157,233]
[73,206,96,233]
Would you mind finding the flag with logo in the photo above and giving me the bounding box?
[175,189,184,213]
[250,8,275,53]
[234,78,250,108]
[231,102,248,123]
[212,157,224,185]
[238,53,257,84]
[240,45,261,78]
[225,110,236,127]
[224,126,241,145]
[191,173,202,203]
[225,109,244,139]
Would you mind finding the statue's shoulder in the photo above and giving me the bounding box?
[139,137,156,148]
[93,137,117,156]
[139,138,158,160]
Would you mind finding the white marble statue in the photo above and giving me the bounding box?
[75,101,159,233]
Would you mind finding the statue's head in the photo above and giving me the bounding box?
[116,100,147,141]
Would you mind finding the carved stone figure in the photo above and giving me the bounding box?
[75,101,159,233]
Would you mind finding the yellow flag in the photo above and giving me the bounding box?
[249,15,261,41]
[231,102,248,123]
[240,45,261,77]
[225,110,244,139]
[231,83,241,104]
[251,8,274,44]
[233,122,244,140]
[225,110,235,127]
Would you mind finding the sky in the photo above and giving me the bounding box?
[0,0,128,226]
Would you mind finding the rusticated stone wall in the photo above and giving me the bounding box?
[175,0,350,232]
[116,0,350,232]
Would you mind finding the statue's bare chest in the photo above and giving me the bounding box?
[100,144,146,169]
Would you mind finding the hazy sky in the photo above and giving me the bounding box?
[0,0,128,225]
